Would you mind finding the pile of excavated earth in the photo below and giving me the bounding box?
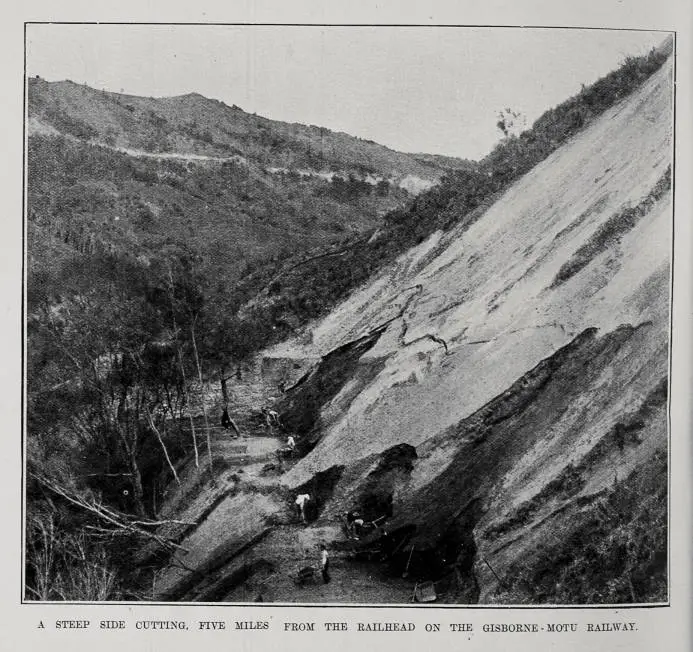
[144,56,672,604]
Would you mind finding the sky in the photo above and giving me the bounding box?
[26,25,665,160]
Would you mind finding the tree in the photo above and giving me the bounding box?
[27,252,199,517]
[496,107,527,139]
[25,247,224,599]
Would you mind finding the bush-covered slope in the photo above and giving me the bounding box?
[28,76,453,180]
[27,76,466,310]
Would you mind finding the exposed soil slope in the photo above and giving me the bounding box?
[272,58,672,480]
[151,58,672,604]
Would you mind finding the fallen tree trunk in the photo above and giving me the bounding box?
[31,472,194,554]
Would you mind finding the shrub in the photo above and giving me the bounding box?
[26,507,122,601]
[43,107,98,140]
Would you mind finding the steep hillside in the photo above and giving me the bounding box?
[272,59,672,476]
[149,55,672,604]
[28,77,452,185]
[27,79,459,298]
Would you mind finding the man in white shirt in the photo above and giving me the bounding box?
[295,493,311,522]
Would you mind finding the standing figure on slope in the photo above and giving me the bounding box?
[295,493,311,523]
[320,544,330,584]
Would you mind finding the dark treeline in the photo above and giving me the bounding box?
[27,249,210,599]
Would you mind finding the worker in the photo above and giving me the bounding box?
[352,512,365,538]
[295,493,311,523]
[344,510,364,539]
[268,409,281,428]
[320,544,330,584]
[286,435,296,452]
[263,408,281,430]
[344,510,356,537]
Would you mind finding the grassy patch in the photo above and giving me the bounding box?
[552,166,671,287]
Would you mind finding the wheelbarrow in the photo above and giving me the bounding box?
[412,581,437,603]
[295,566,317,587]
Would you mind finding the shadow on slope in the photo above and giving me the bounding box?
[367,323,666,603]
[276,327,388,455]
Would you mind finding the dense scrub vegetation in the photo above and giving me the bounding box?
[28,76,450,179]
[25,46,668,600]
[491,449,667,604]
[27,134,410,286]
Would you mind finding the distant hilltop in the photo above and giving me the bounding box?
[27,77,472,183]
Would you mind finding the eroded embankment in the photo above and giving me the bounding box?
[275,325,389,455]
[190,319,663,605]
[354,321,668,603]
[148,275,669,603]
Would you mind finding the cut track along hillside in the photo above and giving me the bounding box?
[149,56,672,604]
[27,77,466,311]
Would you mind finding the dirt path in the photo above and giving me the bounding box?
[112,144,245,164]
[28,116,246,165]
[150,417,418,603]
[184,519,416,603]
[147,343,415,602]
